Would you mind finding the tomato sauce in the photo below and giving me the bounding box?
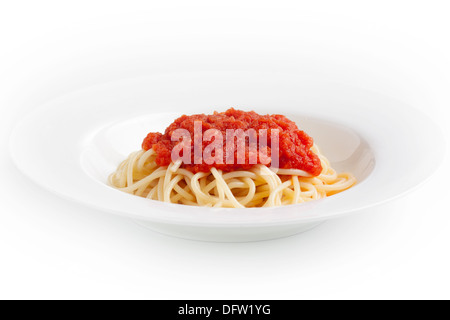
[142,108,322,176]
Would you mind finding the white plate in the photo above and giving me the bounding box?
[9,72,445,242]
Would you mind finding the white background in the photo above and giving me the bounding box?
[1,0,449,300]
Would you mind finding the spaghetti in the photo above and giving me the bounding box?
[109,145,356,208]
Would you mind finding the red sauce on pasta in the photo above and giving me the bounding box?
[142,108,322,176]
